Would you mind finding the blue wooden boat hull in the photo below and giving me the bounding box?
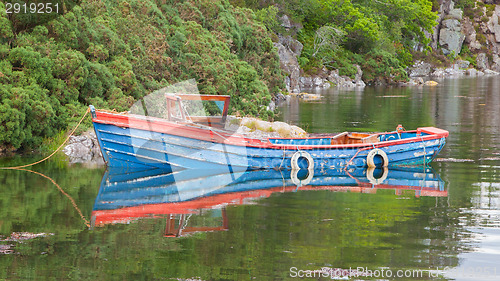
[92,166,446,212]
[91,106,448,171]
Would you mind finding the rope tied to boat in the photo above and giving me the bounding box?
[0,107,91,170]
[0,108,92,228]
[421,135,427,168]
[278,145,286,169]
[13,168,91,228]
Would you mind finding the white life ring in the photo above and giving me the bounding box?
[291,168,314,186]
[290,151,314,170]
[366,167,388,185]
[366,148,389,168]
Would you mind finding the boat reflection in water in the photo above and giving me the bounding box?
[91,167,446,237]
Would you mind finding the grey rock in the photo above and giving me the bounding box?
[325,68,365,88]
[476,53,489,70]
[275,93,286,104]
[409,61,432,77]
[431,68,446,77]
[63,143,91,160]
[284,76,291,92]
[313,77,323,87]
[494,25,500,43]
[274,42,301,93]
[279,14,292,29]
[298,75,331,89]
[327,69,340,83]
[236,126,251,135]
[299,76,313,88]
[484,69,500,75]
[455,60,470,69]
[411,77,425,84]
[487,7,499,33]
[447,8,463,20]
[354,64,363,82]
[278,35,303,57]
[462,17,476,44]
[267,101,276,112]
[275,35,304,93]
[355,80,366,87]
[491,55,500,72]
[439,19,465,55]
[63,132,104,164]
[466,68,478,76]
[469,40,482,50]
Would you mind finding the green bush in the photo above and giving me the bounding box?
[0,0,284,151]
[356,49,408,84]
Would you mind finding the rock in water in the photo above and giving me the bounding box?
[63,131,104,165]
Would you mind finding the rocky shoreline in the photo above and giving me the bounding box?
[407,58,499,82]
[274,16,366,93]
[272,0,500,97]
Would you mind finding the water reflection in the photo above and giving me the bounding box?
[1,77,499,279]
[92,167,447,237]
[278,77,500,281]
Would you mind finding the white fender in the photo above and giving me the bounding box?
[366,148,389,168]
[290,151,314,170]
[291,168,314,186]
[366,167,388,185]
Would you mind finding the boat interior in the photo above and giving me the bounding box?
[268,131,425,146]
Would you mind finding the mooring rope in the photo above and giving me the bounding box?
[0,108,90,170]
[421,135,427,168]
[11,168,91,228]
[0,107,92,228]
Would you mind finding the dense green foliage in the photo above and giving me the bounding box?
[232,0,437,84]
[0,0,283,151]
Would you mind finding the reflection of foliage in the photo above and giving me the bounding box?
[0,0,283,150]
[0,151,479,279]
[0,165,462,280]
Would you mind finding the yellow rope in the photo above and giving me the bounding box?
[0,107,90,170]
[0,107,93,227]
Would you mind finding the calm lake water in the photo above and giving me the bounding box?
[1,77,499,280]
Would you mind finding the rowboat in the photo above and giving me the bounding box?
[90,92,448,171]
[91,166,447,233]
